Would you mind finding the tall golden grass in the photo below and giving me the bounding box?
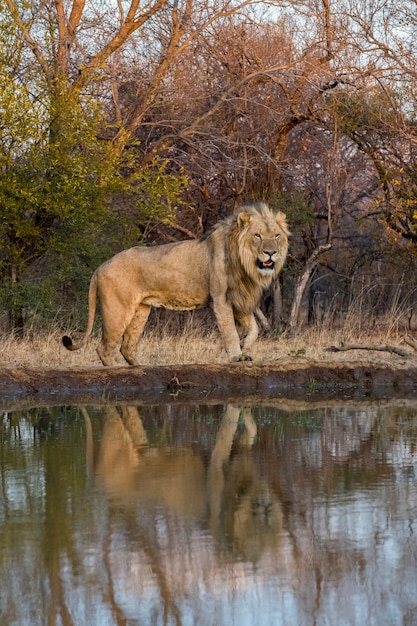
[0,303,414,369]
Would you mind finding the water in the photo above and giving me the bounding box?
[1,399,417,626]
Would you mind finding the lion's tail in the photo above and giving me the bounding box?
[62,272,98,352]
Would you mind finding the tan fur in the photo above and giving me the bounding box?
[62,202,289,365]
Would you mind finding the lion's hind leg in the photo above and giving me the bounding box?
[97,334,122,366]
[120,304,151,366]
[96,305,128,366]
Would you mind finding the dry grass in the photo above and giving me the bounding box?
[0,311,415,370]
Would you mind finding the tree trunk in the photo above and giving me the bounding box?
[271,278,284,329]
[9,263,25,338]
[288,243,332,331]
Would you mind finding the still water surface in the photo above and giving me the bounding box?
[1,399,417,626]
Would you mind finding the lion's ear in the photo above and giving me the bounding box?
[237,211,252,227]
[275,211,291,236]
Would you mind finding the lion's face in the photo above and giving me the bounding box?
[252,227,283,276]
[236,207,289,280]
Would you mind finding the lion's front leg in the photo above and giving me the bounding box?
[212,298,242,362]
[236,312,259,361]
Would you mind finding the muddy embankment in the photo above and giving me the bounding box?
[1,359,417,408]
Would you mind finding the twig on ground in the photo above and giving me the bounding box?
[404,336,417,352]
[325,343,411,357]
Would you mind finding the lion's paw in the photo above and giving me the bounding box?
[238,352,253,362]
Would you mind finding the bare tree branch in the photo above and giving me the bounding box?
[4,0,51,78]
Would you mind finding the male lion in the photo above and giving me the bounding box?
[62,202,289,365]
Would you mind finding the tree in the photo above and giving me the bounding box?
[0,2,189,332]
[0,85,122,331]
[3,0,417,335]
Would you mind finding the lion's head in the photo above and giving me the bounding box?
[228,202,289,287]
[221,453,283,562]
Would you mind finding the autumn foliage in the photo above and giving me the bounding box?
[1,0,417,336]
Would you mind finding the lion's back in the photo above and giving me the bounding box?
[95,237,217,310]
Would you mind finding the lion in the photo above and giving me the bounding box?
[62,202,289,365]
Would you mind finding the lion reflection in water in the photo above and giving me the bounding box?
[207,405,283,561]
[84,404,283,562]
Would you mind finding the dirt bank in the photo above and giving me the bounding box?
[1,359,417,407]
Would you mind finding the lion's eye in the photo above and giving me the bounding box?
[274,233,281,239]
[254,233,262,239]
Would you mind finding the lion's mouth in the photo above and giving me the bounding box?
[257,259,275,271]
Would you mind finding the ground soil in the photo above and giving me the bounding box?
[2,358,417,408]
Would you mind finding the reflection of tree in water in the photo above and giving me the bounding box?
[257,402,417,621]
[0,406,90,626]
[2,401,417,625]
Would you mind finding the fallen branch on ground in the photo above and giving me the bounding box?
[404,336,417,352]
[325,343,411,357]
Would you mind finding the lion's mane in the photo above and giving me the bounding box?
[225,203,289,315]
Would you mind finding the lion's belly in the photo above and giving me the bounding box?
[142,288,209,311]
[142,296,205,311]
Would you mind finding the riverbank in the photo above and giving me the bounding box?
[1,326,417,407]
[1,358,417,408]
